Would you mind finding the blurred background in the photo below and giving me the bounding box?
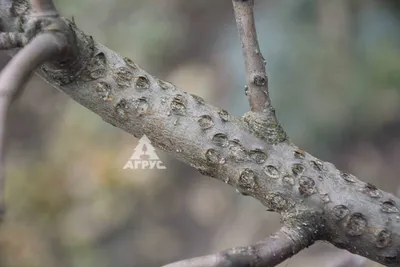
[0,0,399,266]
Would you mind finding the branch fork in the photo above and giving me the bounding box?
[0,1,397,267]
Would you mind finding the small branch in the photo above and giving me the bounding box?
[0,33,67,221]
[0,32,28,49]
[30,0,59,16]
[232,0,271,114]
[162,226,312,267]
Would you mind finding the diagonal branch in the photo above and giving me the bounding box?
[0,1,399,266]
[162,226,313,267]
[0,32,67,221]
[232,0,271,114]
[22,15,400,267]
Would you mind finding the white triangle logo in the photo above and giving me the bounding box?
[123,135,166,170]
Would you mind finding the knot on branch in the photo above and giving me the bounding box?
[5,2,94,86]
[26,17,94,85]
[243,111,288,144]
[23,13,70,57]
[282,213,325,244]
[264,192,295,212]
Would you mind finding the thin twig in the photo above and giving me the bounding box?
[30,0,58,16]
[0,33,66,221]
[232,0,271,114]
[162,227,311,267]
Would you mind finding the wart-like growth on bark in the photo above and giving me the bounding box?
[0,0,399,267]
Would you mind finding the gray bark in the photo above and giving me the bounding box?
[0,0,399,266]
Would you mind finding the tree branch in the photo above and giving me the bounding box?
[162,226,313,267]
[0,0,71,222]
[30,0,58,16]
[232,0,271,115]
[0,1,398,266]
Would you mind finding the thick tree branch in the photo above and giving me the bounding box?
[162,226,312,267]
[232,0,271,115]
[0,1,398,266]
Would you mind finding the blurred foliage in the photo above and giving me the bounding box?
[2,0,400,266]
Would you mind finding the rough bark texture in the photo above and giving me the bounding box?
[232,0,270,114]
[0,1,399,266]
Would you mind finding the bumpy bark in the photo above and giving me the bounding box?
[0,1,399,266]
